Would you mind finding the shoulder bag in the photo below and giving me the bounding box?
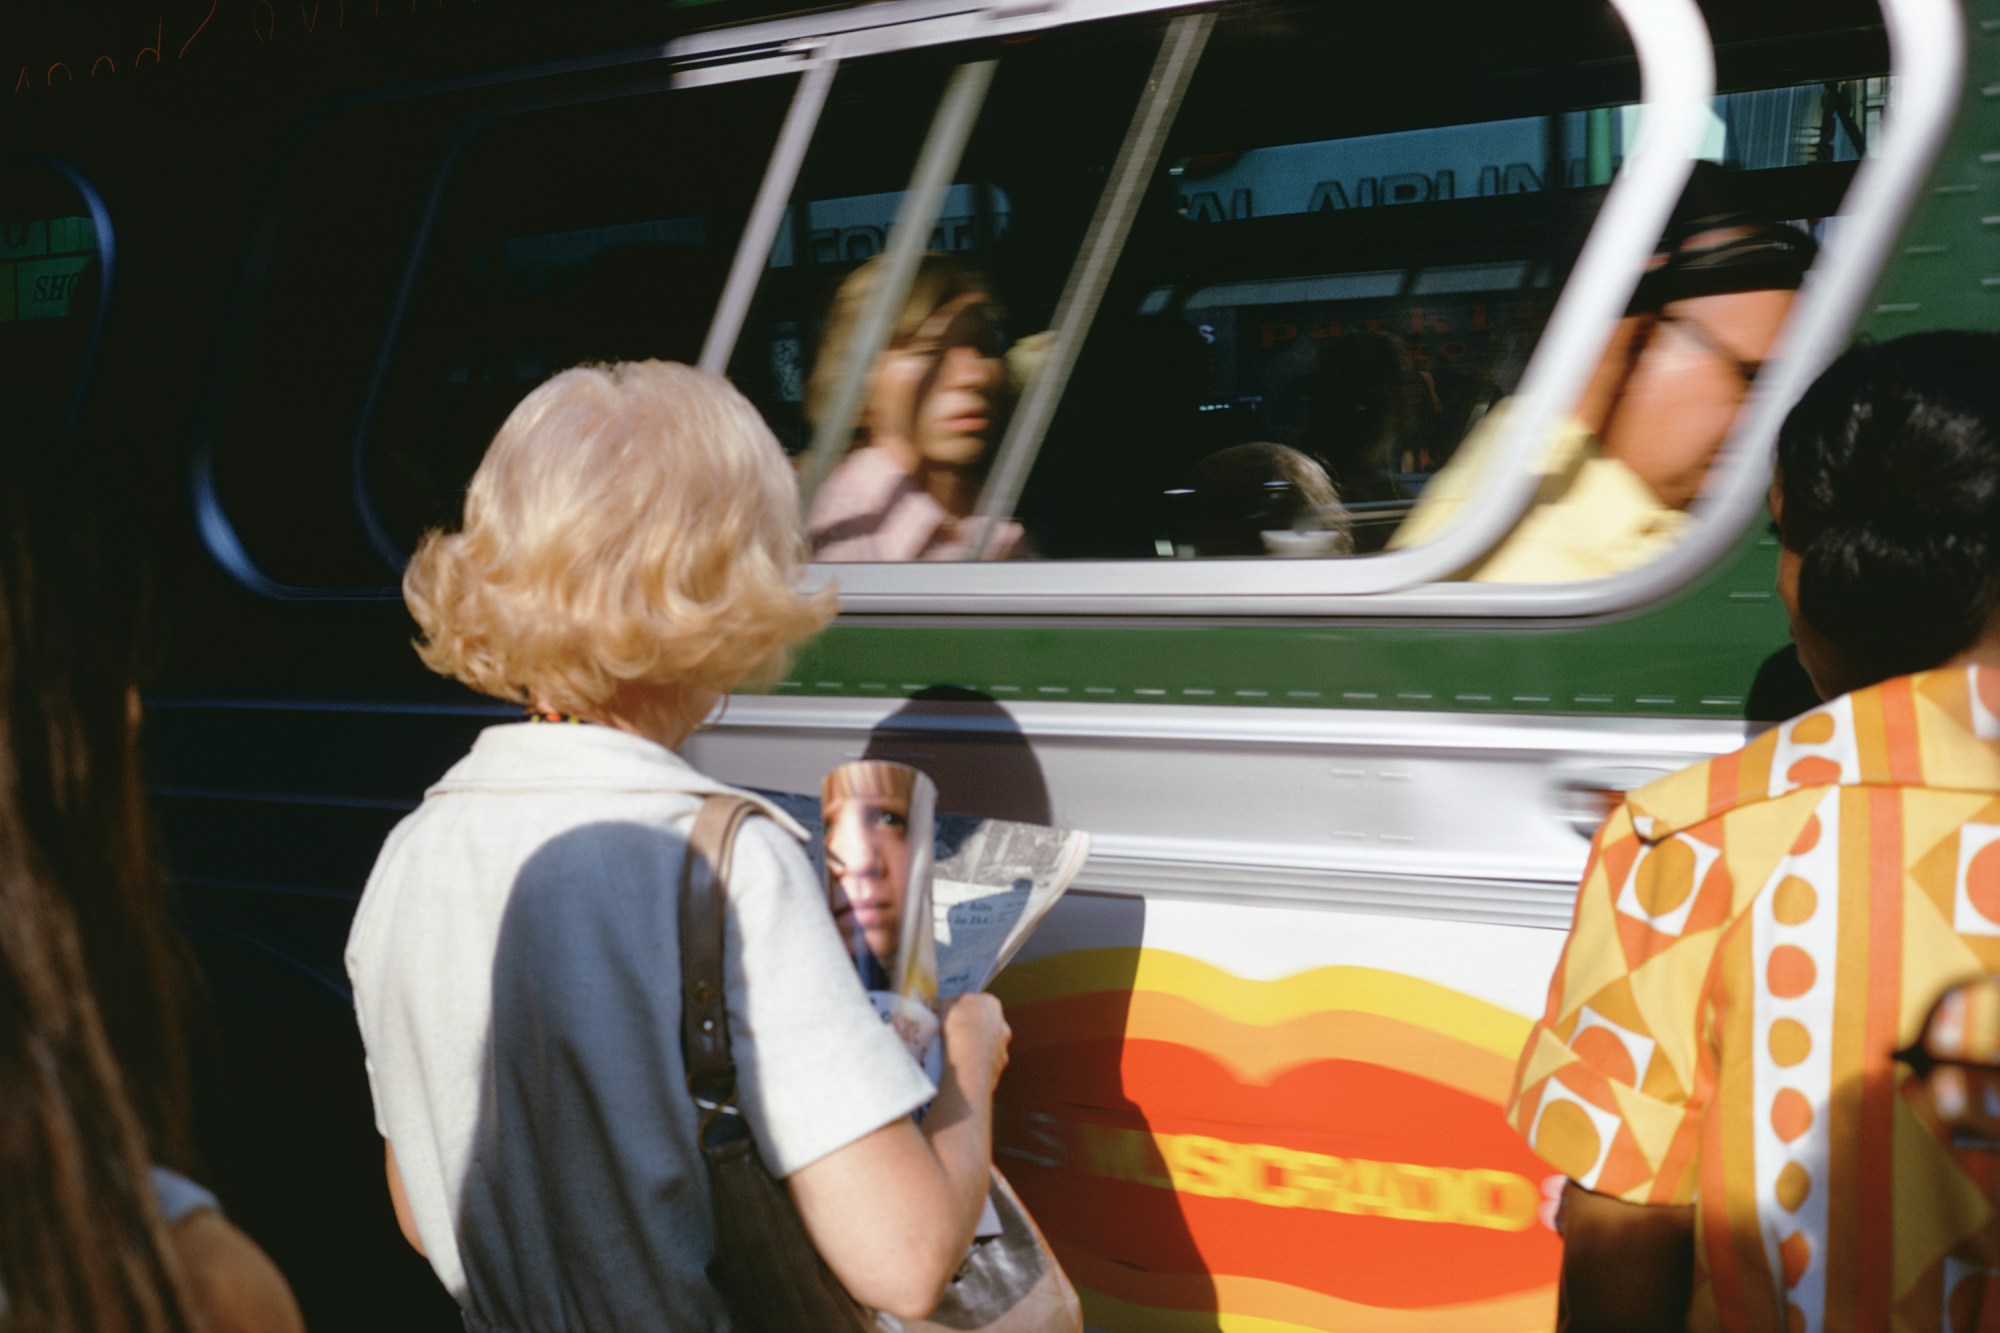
[680,794,877,1333]
[682,795,1082,1333]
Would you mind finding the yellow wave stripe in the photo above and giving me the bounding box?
[1073,1272,1556,1333]
[995,951,1530,1061]
[1008,988,1517,1100]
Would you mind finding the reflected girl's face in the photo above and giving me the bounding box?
[866,292,1005,471]
[825,793,912,964]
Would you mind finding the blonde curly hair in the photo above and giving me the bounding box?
[404,361,834,713]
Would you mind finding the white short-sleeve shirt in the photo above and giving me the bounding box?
[345,723,934,1333]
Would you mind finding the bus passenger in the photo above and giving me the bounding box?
[1179,442,1353,558]
[806,254,1027,562]
[1390,196,1812,581]
[0,473,302,1333]
[347,361,1011,1329]
[1508,332,2000,1332]
[1288,330,1422,509]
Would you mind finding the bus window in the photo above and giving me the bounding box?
[204,73,794,591]
[989,0,1888,576]
[717,19,1168,565]
[357,76,796,566]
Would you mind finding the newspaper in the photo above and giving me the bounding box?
[757,765,1089,1005]
[761,760,1087,1245]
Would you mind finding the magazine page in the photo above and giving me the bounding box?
[819,761,941,1082]
[814,761,1003,1243]
[931,818,1090,997]
[757,778,1090,1000]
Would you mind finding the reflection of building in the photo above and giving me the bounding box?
[766,183,1013,267]
[1172,80,1885,223]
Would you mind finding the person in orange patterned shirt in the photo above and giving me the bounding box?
[1508,330,2000,1333]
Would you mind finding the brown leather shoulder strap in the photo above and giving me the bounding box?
[680,794,762,1123]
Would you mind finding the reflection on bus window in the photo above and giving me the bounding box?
[805,253,1028,562]
[726,24,1159,562]
[1165,443,1351,559]
[1011,0,1641,560]
[1390,166,1815,581]
[997,0,1885,570]
[0,190,103,438]
[359,79,792,562]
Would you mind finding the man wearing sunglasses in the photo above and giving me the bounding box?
[1392,175,1815,583]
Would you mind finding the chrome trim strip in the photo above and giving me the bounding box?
[797,58,1001,508]
[698,693,1745,752]
[685,695,1748,931]
[969,13,1214,556]
[700,47,840,372]
[1068,862,1580,931]
[664,0,1204,85]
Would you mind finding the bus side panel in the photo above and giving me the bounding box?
[992,893,1567,1331]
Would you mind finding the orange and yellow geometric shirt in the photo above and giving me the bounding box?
[1508,664,2000,1333]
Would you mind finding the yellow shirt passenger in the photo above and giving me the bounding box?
[1388,402,1688,582]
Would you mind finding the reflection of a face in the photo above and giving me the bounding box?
[1594,288,1795,510]
[866,292,1005,473]
[825,793,912,966]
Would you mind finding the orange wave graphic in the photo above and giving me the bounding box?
[995,951,1531,1099]
[1010,989,1515,1103]
[1063,1247,1556,1332]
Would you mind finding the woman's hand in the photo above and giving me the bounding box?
[940,993,1010,1095]
[788,993,1011,1321]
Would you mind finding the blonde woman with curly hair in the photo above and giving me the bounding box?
[345,361,1010,1331]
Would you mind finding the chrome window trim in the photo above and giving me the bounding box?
[796,58,1002,505]
[684,694,1751,931]
[698,48,841,373]
[197,0,1199,601]
[968,13,1216,556]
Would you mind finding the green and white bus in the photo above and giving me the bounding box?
[8,0,1996,1325]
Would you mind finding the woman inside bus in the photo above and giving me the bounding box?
[805,253,1029,562]
[348,360,1010,1329]
[0,469,301,1333]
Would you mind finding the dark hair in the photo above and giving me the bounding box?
[1628,162,1817,313]
[0,466,198,1332]
[806,252,994,429]
[1775,330,2000,686]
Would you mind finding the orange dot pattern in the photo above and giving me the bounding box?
[1635,840,1699,919]
[1775,1162,1811,1212]
[1769,1019,1812,1068]
[1966,838,2000,929]
[1772,1088,1815,1143]
[1760,767,1834,1327]
[1772,876,1817,925]
[1503,665,2000,1333]
[1767,945,1817,999]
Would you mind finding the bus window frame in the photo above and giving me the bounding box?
[712,0,1715,597]
[188,0,1959,620]
[790,0,1957,619]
